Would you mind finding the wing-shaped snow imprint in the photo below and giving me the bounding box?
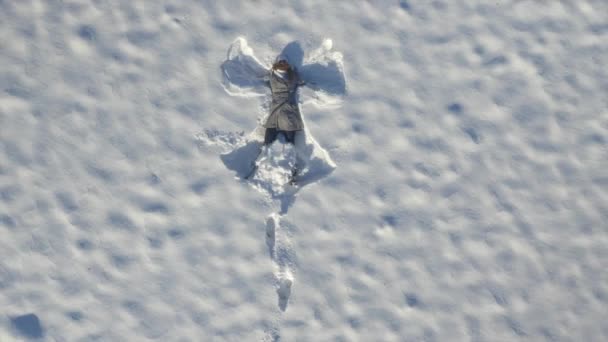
[220,37,270,97]
[198,37,345,317]
[203,37,344,202]
[300,39,347,108]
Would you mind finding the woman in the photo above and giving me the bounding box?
[263,59,305,145]
[245,59,304,182]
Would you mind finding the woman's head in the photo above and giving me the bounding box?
[273,59,291,71]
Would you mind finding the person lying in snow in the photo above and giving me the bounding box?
[245,58,305,183]
[218,38,343,188]
[263,58,305,145]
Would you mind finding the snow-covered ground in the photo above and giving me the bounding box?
[1,0,607,341]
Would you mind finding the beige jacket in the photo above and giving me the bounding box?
[263,69,304,131]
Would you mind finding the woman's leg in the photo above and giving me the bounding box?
[264,128,279,145]
[283,130,296,144]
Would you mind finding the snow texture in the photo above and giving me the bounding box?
[1,0,607,341]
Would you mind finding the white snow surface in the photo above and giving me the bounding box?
[1,1,607,341]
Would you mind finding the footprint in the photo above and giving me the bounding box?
[265,213,295,311]
[265,214,278,256]
[11,313,44,339]
[277,272,293,312]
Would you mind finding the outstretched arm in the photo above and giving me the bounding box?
[262,69,271,86]
[292,67,308,87]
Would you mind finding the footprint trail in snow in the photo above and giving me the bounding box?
[266,213,294,312]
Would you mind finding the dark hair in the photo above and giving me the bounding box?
[272,60,290,70]
[272,60,295,80]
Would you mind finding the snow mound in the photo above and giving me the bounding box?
[197,128,336,199]
[251,140,296,195]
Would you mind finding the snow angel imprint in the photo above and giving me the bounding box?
[201,37,346,198]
